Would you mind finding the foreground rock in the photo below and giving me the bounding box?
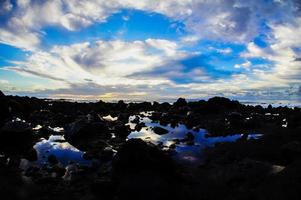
[0,121,36,155]
[112,139,180,200]
[0,91,10,126]
[65,118,111,152]
[0,94,300,200]
[153,126,169,135]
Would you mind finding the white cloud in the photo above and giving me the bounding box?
[3,38,189,92]
[1,0,300,50]
[242,17,301,87]
[0,79,9,84]
[234,60,252,69]
[0,0,13,14]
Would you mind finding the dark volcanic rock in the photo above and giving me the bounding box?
[112,139,179,200]
[65,119,110,151]
[0,90,10,126]
[113,139,175,175]
[174,97,187,107]
[0,120,36,154]
[48,154,59,165]
[24,147,38,161]
[112,122,131,139]
[153,126,169,135]
[0,94,301,200]
[281,141,301,163]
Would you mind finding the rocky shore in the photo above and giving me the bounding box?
[0,91,300,200]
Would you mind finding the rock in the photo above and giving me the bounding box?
[0,121,36,154]
[51,164,66,177]
[99,147,115,161]
[182,132,195,145]
[174,97,187,107]
[118,113,130,123]
[65,119,110,151]
[0,90,10,126]
[91,179,115,199]
[48,154,58,165]
[227,112,244,126]
[113,122,131,139]
[113,139,175,176]
[153,126,169,135]
[206,96,240,114]
[135,122,145,131]
[255,158,301,200]
[0,90,5,97]
[35,126,63,139]
[281,141,301,163]
[131,116,140,124]
[24,147,38,161]
[112,139,178,200]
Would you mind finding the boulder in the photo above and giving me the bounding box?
[112,139,178,200]
[173,98,187,107]
[113,139,175,175]
[281,141,301,163]
[65,119,110,151]
[153,126,169,135]
[0,90,10,126]
[0,120,36,154]
[112,122,131,139]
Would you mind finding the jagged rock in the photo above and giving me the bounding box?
[0,90,10,126]
[0,120,36,154]
[153,126,169,135]
[281,141,301,163]
[48,154,58,165]
[112,139,178,200]
[65,119,110,151]
[113,122,131,139]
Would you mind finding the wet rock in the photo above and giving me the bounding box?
[65,119,110,151]
[117,112,130,123]
[113,122,131,139]
[134,122,145,131]
[131,116,140,124]
[255,158,301,200]
[281,141,301,163]
[181,132,195,145]
[227,112,245,127]
[91,179,115,199]
[112,139,178,200]
[48,154,59,165]
[113,139,175,176]
[0,121,36,154]
[50,164,66,177]
[99,147,115,162]
[24,147,38,161]
[0,90,10,126]
[174,97,187,107]
[153,126,169,135]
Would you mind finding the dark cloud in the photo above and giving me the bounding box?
[5,67,66,82]
[0,0,12,15]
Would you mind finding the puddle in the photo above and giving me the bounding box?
[102,115,118,121]
[20,114,262,168]
[33,135,91,166]
[127,115,262,164]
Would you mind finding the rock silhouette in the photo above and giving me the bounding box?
[0,90,300,200]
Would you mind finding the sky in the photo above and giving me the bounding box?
[0,0,301,101]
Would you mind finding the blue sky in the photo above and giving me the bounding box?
[0,0,301,101]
